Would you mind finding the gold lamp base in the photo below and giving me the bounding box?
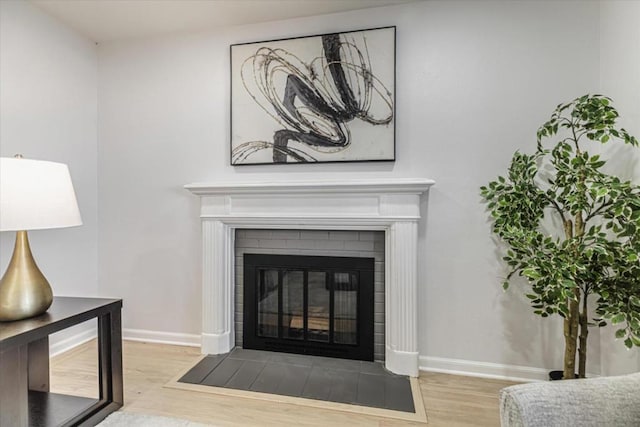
[0,231,53,321]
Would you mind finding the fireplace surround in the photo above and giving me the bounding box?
[185,178,434,376]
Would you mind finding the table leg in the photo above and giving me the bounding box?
[28,336,50,392]
[98,310,123,406]
[0,345,28,426]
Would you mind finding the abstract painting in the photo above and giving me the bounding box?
[230,27,395,165]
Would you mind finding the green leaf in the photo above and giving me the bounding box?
[611,313,626,325]
[629,296,640,308]
[522,268,541,280]
[615,328,627,339]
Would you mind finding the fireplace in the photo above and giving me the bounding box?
[243,254,374,361]
[185,178,434,377]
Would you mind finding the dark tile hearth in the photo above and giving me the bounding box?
[179,348,415,413]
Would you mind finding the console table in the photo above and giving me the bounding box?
[0,297,123,427]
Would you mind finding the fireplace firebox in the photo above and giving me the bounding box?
[243,254,374,361]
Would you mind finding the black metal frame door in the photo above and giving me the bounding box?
[243,254,374,361]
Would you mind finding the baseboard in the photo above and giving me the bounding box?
[49,328,201,357]
[50,330,586,382]
[419,356,552,382]
[123,328,201,347]
[50,328,97,357]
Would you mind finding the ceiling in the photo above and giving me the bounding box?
[30,0,420,43]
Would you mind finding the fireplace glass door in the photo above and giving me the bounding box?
[244,254,374,361]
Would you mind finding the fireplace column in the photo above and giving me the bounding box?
[201,219,235,354]
[386,221,419,376]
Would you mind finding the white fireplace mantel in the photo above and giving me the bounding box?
[185,178,434,377]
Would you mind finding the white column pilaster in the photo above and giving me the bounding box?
[201,219,234,354]
[385,221,419,376]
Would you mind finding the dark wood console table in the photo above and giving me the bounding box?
[0,297,123,426]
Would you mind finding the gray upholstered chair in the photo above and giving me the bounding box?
[499,372,640,426]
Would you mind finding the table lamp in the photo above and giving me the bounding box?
[0,155,82,321]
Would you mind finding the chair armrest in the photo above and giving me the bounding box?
[500,373,640,427]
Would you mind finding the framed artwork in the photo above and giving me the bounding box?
[230,26,396,165]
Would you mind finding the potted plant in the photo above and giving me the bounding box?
[481,94,640,379]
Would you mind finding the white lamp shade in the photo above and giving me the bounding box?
[0,157,82,231]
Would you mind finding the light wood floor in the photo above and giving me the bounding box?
[50,340,518,426]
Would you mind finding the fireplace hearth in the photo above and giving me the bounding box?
[243,254,374,361]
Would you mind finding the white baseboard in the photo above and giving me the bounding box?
[51,330,570,383]
[49,328,201,357]
[50,328,97,357]
[419,356,551,382]
[123,328,201,347]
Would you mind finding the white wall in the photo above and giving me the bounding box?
[96,0,638,378]
[0,0,98,345]
[598,0,640,375]
[2,0,634,379]
[0,0,99,296]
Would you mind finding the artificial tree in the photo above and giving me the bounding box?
[481,94,640,379]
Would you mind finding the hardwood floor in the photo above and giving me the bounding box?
[50,340,518,426]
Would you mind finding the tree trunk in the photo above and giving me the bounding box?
[563,291,580,379]
[578,293,589,378]
[562,218,578,380]
[573,213,586,378]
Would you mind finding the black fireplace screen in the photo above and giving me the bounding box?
[243,254,374,361]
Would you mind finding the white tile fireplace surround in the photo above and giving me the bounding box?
[185,178,434,377]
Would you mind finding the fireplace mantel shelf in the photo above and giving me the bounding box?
[186,178,434,377]
[185,178,434,195]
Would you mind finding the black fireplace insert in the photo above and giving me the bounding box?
[243,254,374,361]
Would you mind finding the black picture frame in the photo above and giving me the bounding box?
[230,26,396,166]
